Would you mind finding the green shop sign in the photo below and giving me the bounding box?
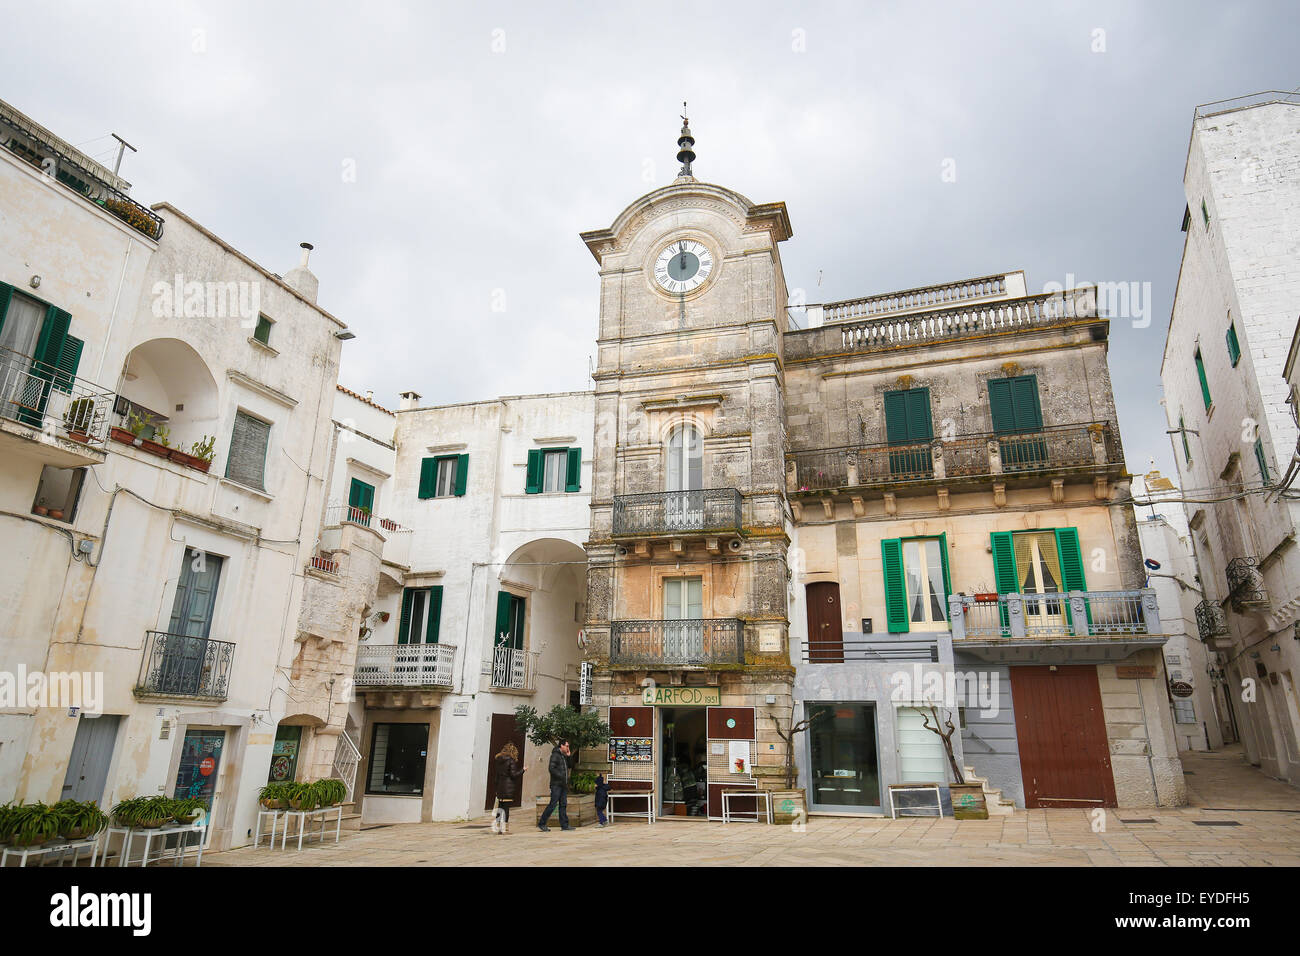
[641,685,721,706]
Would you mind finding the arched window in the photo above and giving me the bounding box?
[666,424,702,492]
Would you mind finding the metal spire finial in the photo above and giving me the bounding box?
[676,102,695,177]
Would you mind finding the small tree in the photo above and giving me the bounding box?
[514,704,610,766]
[919,705,965,784]
[769,709,828,790]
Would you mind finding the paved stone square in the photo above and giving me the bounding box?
[207,748,1300,867]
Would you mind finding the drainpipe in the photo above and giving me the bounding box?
[95,239,132,382]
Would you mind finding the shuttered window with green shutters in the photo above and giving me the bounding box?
[494,590,525,649]
[988,375,1043,433]
[526,447,582,493]
[883,388,934,477]
[1194,348,1212,411]
[225,411,271,490]
[1179,414,1191,464]
[881,538,909,633]
[52,335,83,393]
[348,477,374,523]
[1255,439,1271,484]
[1225,321,1241,367]
[397,585,443,644]
[989,528,1089,627]
[418,454,468,498]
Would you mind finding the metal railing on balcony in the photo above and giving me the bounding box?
[610,619,745,668]
[788,422,1119,491]
[802,635,938,663]
[490,645,539,692]
[949,589,1160,640]
[0,344,116,445]
[1,104,164,240]
[135,631,235,700]
[1226,557,1268,608]
[353,642,456,688]
[309,554,338,574]
[1195,599,1229,642]
[612,488,743,536]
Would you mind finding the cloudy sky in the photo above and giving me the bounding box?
[7,1,1298,476]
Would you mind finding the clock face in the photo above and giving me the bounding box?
[653,239,713,294]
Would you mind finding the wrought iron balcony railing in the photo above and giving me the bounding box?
[1194,599,1229,642]
[135,631,235,700]
[610,619,744,668]
[1226,557,1268,608]
[803,635,938,663]
[949,589,1161,640]
[612,488,742,536]
[353,642,456,688]
[788,422,1119,492]
[490,645,539,692]
[0,344,116,446]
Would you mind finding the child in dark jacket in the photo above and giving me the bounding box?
[594,773,611,827]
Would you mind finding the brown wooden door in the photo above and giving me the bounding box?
[485,712,527,811]
[1010,665,1117,809]
[806,582,844,662]
[706,706,756,818]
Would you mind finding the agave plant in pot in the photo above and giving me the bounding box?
[5,802,62,847]
[54,799,109,840]
[311,778,348,808]
[285,782,319,812]
[259,781,290,810]
[170,796,206,827]
[113,795,173,829]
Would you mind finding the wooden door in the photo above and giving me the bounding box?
[484,712,527,811]
[806,582,844,662]
[1010,666,1117,808]
[60,715,121,804]
[706,706,756,819]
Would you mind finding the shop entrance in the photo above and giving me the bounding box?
[659,707,708,817]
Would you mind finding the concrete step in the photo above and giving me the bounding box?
[341,812,362,831]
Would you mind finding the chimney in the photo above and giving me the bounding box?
[365,389,374,403]
[399,390,421,411]
[283,241,320,303]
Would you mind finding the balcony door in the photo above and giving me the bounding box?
[0,290,50,424]
[989,374,1045,469]
[163,549,223,695]
[665,424,703,530]
[664,576,703,665]
[1014,532,1065,634]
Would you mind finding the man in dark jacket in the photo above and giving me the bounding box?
[537,739,574,831]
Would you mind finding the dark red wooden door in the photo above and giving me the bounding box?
[484,712,527,811]
[806,582,844,662]
[1010,665,1117,809]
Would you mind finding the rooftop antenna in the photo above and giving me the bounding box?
[676,103,695,177]
[110,133,137,176]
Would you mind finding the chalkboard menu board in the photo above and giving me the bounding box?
[609,737,653,762]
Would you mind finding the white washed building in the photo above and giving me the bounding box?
[344,390,594,823]
[0,98,369,850]
[1161,91,1300,786]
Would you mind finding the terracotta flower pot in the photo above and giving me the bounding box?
[48,510,64,521]
[33,506,48,516]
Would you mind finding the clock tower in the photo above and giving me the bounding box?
[580,114,797,816]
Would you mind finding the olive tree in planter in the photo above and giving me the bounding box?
[768,709,828,824]
[514,704,610,828]
[919,705,988,820]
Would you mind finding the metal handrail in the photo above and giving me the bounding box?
[610,618,745,668]
[0,343,116,445]
[612,487,743,536]
[949,589,1161,640]
[353,642,456,688]
[1195,91,1300,119]
[135,631,235,700]
[802,635,938,663]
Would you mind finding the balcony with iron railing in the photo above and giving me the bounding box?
[788,421,1120,496]
[490,645,540,693]
[1226,557,1268,610]
[1,100,164,240]
[786,287,1098,361]
[134,631,236,701]
[0,343,116,468]
[353,642,457,689]
[611,488,743,538]
[609,619,745,669]
[321,502,412,567]
[1195,599,1230,644]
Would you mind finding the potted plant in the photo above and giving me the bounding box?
[285,782,319,812]
[125,409,150,446]
[768,710,828,824]
[169,796,205,826]
[515,703,611,828]
[170,435,216,473]
[6,802,61,847]
[259,782,289,810]
[54,799,109,840]
[33,499,49,517]
[312,779,347,808]
[63,398,96,442]
[112,795,172,829]
[919,706,988,820]
[48,508,65,521]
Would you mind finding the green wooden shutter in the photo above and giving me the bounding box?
[525,449,542,494]
[1179,415,1191,464]
[495,591,513,646]
[1226,323,1241,367]
[397,588,415,644]
[936,532,952,600]
[884,391,909,443]
[990,532,1019,594]
[565,447,582,492]
[907,388,933,441]
[33,305,71,368]
[418,457,436,499]
[426,586,443,643]
[1255,439,1270,484]
[1054,527,1090,629]
[1194,349,1212,411]
[348,478,374,510]
[0,282,12,337]
[1010,376,1042,430]
[881,538,909,633]
[453,453,469,496]
[52,335,83,393]
[988,379,1016,433]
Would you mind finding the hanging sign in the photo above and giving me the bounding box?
[1170,681,1194,698]
[579,661,593,706]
